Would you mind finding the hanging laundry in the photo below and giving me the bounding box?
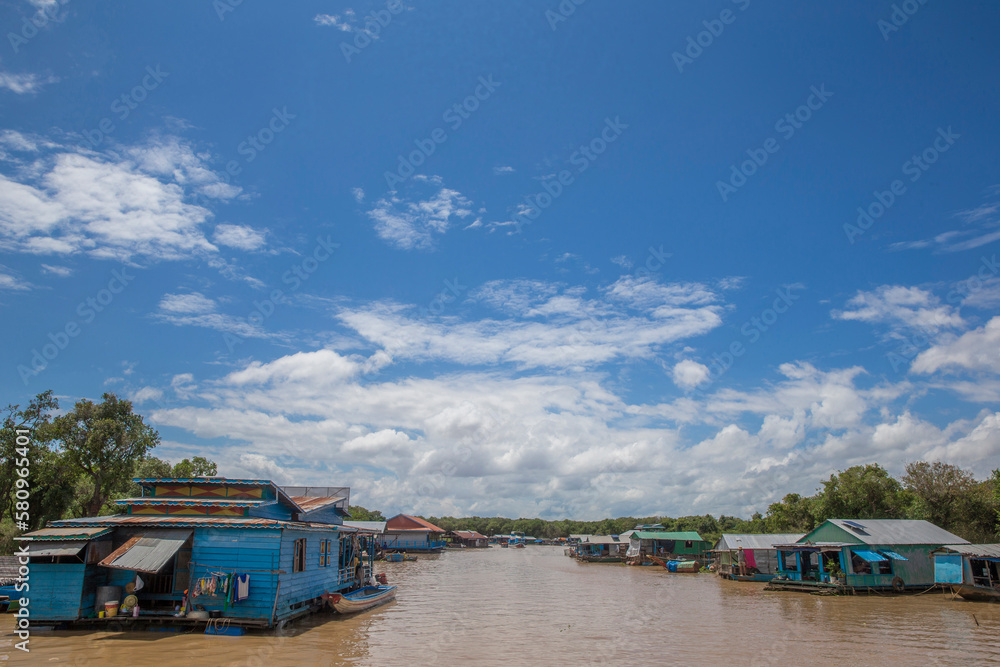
[235,574,250,602]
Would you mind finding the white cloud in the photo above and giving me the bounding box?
[367,181,474,250]
[0,135,243,261]
[154,292,275,340]
[672,360,710,389]
[314,11,355,31]
[40,263,72,277]
[911,316,1000,375]
[0,72,57,95]
[493,165,515,175]
[159,292,217,315]
[212,224,266,251]
[0,130,38,152]
[833,285,963,334]
[0,270,31,290]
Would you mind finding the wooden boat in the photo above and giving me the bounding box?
[323,585,396,614]
[648,555,701,572]
[385,553,417,562]
[949,584,1000,603]
[513,543,525,549]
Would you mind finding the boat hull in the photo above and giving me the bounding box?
[951,584,1000,603]
[324,586,397,614]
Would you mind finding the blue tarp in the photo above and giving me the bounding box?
[853,549,888,563]
[934,554,963,584]
[881,550,908,561]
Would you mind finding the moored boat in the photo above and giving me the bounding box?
[323,585,397,614]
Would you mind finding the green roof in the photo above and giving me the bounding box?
[633,531,705,541]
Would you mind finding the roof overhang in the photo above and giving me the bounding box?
[99,529,193,574]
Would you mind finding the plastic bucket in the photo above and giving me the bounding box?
[105,601,119,617]
[95,586,122,614]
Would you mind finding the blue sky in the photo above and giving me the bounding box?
[1,1,999,520]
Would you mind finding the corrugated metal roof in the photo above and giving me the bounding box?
[99,529,192,574]
[632,531,704,541]
[386,514,445,533]
[290,496,345,512]
[343,521,386,534]
[452,530,487,540]
[824,519,969,546]
[715,533,805,551]
[569,534,592,540]
[583,535,626,544]
[20,527,112,540]
[936,543,1000,558]
[49,514,357,533]
[0,556,18,585]
[27,541,87,558]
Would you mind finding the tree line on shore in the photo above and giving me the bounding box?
[4,390,997,552]
[405,462,999,546]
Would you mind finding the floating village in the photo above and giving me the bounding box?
[1,475,998,636]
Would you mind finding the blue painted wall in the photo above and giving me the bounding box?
[29,563,85,621]
[274,529,353,621]
[187,527,282,622]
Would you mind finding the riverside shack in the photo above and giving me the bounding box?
[713,533,804,581]
[769,519,968,593]
[22,477,379,629]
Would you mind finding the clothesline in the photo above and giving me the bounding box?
[189,561,285,574]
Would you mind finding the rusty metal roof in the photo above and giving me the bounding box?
[386,514,445,532]
[100,529,192,574]
[452,530,487,540]
[290,496,345,512]
[20,526,112,540]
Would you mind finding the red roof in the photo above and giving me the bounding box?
[453,530,487,540]
[386,514,445,533]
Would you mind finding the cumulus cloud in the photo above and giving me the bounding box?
[0,71,57,95]
[911,316,1000,375]
[672,360,710,389]
[0,134,241,262]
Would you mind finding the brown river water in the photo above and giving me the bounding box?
[2,545,998,666]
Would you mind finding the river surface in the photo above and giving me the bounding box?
[2,545,998,665]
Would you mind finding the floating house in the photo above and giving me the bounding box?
[932,543,1000,602]
[22,477,379,629]
[625,530,712,565]
[382,514,445,552]
[576,535,627,562]
[447,531,489,548]
[768,519,968,593]
[713,533,804,581]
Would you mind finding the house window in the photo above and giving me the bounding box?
[685,540,693,549]
[293,538,307,572]
[320,539,331,567]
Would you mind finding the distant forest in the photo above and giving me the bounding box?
[355,462,999,546]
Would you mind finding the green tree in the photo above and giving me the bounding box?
[349,505,386,521]
[814,464,909,522]
[0,391,77,530]
[765,493,818,532]
[902,461,977,533]
[52,393,160,516]
[172,456,218,478]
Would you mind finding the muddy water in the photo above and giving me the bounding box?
[2,546,998,666]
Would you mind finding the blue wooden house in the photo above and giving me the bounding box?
[22,478,379,629]
[768,519,968,593]
[932,543,1000,602]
